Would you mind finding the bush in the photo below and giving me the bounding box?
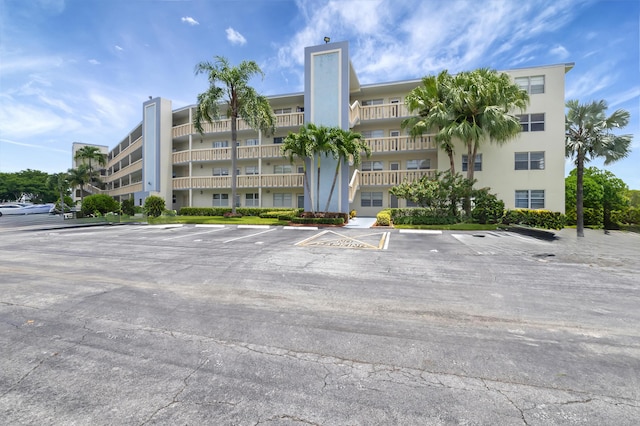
[376,211,391,226]
[178,207,303,217]
[290,217,345,225]
[471,190,505,224]
[144,196,166,218]
[389,208,457,225]
[501,209,565,230]
[121,198,135,216]
[82,194,120,216]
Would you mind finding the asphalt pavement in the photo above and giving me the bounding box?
[0,215,639,425]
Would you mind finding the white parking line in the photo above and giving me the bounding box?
[162,227,228,240]
[283,226,319,230]
[223,227,277,243]
[238,225,270,229]
[399,229,442,234]
[383,231,390,250]
[195,224,225,228]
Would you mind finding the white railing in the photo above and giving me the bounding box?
[172,174,304,190]
[359,170,435,186]
[172,112,304,137]
[348,169,360,203]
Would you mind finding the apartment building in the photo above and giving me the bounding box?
[97,41,572,216]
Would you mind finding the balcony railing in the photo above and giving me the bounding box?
[173,145,285,164]
[109,182,143,197]
[350,101,412,126]
[365,135,436,153]
[173,173,304,190]
[172,112,304,138]
[359,170,435,186]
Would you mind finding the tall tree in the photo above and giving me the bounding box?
[403,71,458,173]
[324,128,371,213]
[74,146,106,186]
[67,165,90,203]
[565,100,632,237]
[48,172,71,213]
[282,125,316,213]
[194,56,276,214]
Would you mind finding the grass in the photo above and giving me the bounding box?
[147,215,289,226]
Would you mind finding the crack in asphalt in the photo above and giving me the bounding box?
[139,358,210,426]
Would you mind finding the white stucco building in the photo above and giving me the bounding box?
[91,41,572,216]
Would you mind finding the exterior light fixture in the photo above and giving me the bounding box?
[324,36,330,44]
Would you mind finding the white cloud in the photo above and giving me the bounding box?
[550,45,570,59]
[181,16,199,26]
[115,45,123,51]
[88,59,100,65]
[226,27,247,46]
[276,0,581,84]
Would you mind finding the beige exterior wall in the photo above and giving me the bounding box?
[89,62,570,217]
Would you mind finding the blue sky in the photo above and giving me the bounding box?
[1,0,639,188]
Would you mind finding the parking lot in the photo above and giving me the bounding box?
[1,217,639,425]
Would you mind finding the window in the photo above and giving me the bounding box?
[461,154,482,172]
[245,166,259,175]
[273,107,292,114]
[297,166,304,173]
[213,141,228,148]
[245,193,259,207]
[515,190,545,209]
[213,193,229,207]
[213,167,229,176]
[515,76,545,94]
[361,130,384,139]
[406,159,430,170]
[273,137,284,144]
[274,165,292,174]
[515,152,545,170]
[361,99,383,106]
[273,193,292,207]
[518,114,545,132]
[246,139,259,146]
[361,161,383,171]
[361,192,383,207]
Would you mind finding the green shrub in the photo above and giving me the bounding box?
[389,208,457,225]
[178,207,303,217]
[290,217,344,225]
[121,198,135,216]
[82,194,120,216]
[144,196,166,218]
[376,211,391,226]
[471,190,505,224]
[501,209,565,230]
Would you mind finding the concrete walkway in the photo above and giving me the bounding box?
[344,216,376,228]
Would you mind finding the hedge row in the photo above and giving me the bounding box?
[179,207,302,217]
[290,217,345,225]
[501,209,566,230]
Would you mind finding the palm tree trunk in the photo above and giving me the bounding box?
[231,116,238,215]
[463,143,476,215]
[302,165,314,214]
[324,160,341,213]
[316,156,321,214]
[576,152,585,237]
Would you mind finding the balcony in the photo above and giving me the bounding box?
[173,173,304,190]
[365,135,436,153]
[172,112,304,138]
[350,101,411,126]
[173,145,284,164]
[359,170,435,186]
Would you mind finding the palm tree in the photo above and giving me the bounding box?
[323,128,371,213]
[565,99,632,237]
[67,164,90,203]
[282,125,316,213]
[194,56,276,214]
[47,172,70,215]
[74,146,106,186]
[403,71,457,173]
